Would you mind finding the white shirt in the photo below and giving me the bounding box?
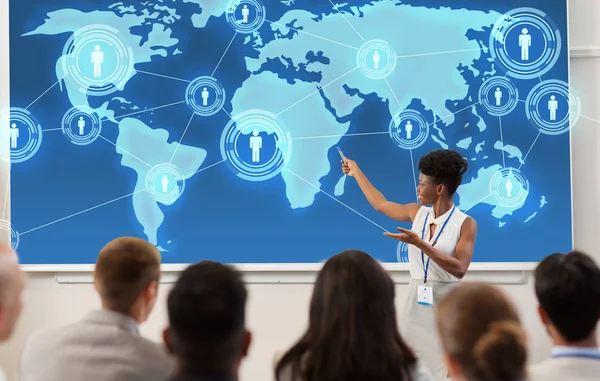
[408,205,469,282]
[529,346,600,381]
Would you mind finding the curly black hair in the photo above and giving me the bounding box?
[418,149,468,196]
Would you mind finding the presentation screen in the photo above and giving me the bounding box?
[7,0,573,265]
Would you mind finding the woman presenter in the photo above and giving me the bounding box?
[341,149,477,381]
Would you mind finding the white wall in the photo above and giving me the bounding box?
[2,1,600,380]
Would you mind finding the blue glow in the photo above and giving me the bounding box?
[7,108,43,163]
[525,79,579,135]
[145,163,186,205]
[388,109,430,150]
[490,7,561,79]
[489,167,529,208]
[357,39,397,80]
[397,242,409,263]
[226,0,266,34]
[185,76,226,116]
[478,76,519,116]
[61,24,134,96]
[221,110,292,181]
[61,106,102,145]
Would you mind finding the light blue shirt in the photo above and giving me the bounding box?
[529,345,600,381]
[551,346,600,359]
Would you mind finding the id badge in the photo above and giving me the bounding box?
[417,285,434,306]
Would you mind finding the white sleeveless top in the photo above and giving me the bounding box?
[407,205,469,283]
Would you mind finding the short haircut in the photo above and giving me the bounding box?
[167,260,247,371]
[418,149,468,195]
[534,251,600,342]
[93,237,161,313]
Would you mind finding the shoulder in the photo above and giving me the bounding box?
[454,208,476,233]
[134,336,174,361]
[528,359,558,381]
[412,205,430,223]
[411,362,434,381]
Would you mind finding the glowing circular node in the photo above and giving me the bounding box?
[185,76,226,116]
[61,24,135,96]
[61,106,102,145]
[397,242,409,263]
[489,167,529,209]
[489,7,561,79]
[357,39,397,80]
[478,76,519,116]
[220,110,292,182]
[2,107,43,164]
[226,0,266,34]
[388,109,429,150]
[145,163,186,205]
[525,79,580,135]
[0,220,20,250]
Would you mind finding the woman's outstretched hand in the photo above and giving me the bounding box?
[341,158,359,177]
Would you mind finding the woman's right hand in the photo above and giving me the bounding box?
[341,158,359,177]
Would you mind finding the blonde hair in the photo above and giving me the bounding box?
[436,283,527,381]
[93,237,161,313]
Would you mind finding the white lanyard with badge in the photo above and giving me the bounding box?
[417,206,456,307]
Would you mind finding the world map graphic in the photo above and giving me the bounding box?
[7,0,573,264]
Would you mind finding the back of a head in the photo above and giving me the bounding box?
[167,260,248,372]
[437,283,527,381]
[276,250,416,381]
[534,251,600,342]
[0,244,23,341]
[94,237,161,313]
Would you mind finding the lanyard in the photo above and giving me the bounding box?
[421,206,456,284]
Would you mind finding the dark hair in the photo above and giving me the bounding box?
[534,251,600,342]
[167,260,247,372]
[275,250,417,381]
[94,237,161,313]
[437,283,526,381]
[418,149,468,195]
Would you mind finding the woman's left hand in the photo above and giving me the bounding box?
[384,228,423,246]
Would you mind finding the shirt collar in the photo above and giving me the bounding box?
[552,346,600,357]
[82,309,140,335]
[430,205,455,225]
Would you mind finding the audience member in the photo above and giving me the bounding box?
[163,260,251,381]
[19,237,175,381]
[436,282,527,381]
[529,250,600,380]
[0,243,24,381]
[275,249,432,381]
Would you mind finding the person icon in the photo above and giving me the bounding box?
[249,130,262,163]
[161,174,169,193]
[405,120,413,140]
[373,50,381,70]
[519,27,531,61]
[91,45,104,78]
[9,123,19,149]
[241,4,250,24]
[495,87,503,106]
[201,87,210,107]
[548,94,558,121]
[505,178,513,197]
[77,116,86,135]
